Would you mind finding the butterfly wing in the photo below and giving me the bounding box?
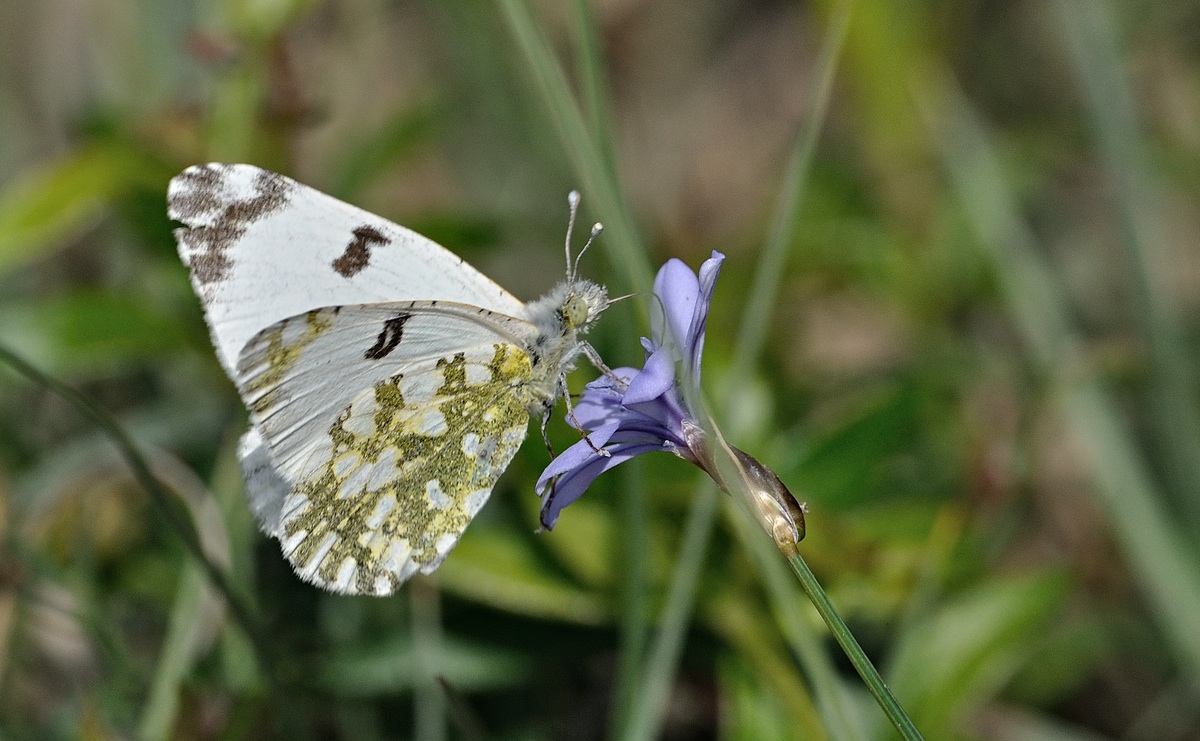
[232,301,539,595]
[168,163,526,373]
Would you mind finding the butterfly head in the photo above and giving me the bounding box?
[560,279,609,332]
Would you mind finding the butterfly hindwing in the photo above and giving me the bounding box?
[167,163,526,373]
[234,302,538,594]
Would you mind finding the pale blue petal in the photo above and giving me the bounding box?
[537,422,621,485]
[571,387,624,430]
[569,368,640,429]
[538,440,664,529]
[622,347,675,405]
[624,391,688,439]
[688,251,724,378]
[651,258,700,353]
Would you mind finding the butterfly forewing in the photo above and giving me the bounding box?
[235,302,538,594]
[168,163,526,373]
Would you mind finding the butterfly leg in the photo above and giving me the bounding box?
[539,403,557,460]
[561,371,610,458]
[580,341,623,384]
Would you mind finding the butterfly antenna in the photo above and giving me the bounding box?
[572,222,603,280]
[565,190,581,281]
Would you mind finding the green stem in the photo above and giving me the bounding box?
[787,553,925,741]
[497,0,654,299]
[568,0,620,186]
[726,500,863,740]
[729,0,852,385]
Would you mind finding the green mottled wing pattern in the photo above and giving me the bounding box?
[235,302,538,595]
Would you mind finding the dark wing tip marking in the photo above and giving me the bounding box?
[332,225,392,278]
[168,164,294,286]
[364,312,413,360]
[167,164,224,222]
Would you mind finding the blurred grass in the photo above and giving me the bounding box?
[2,0,1200,739]
[926,77,1200,683]
[1052,0,1200,533]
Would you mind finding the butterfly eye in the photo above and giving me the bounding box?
[564,295,590,328]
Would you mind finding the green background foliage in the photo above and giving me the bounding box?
[2,0,1199,738]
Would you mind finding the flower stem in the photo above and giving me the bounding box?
[786,552,925,741]
[496,0,654,298]
[704,424,921,738]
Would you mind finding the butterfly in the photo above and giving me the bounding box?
[168,164,608,595]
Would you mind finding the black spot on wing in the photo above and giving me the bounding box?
[364,312,412,360]
[332,225,392,278]
[169,165,293,287]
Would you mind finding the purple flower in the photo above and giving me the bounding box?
[536,252,726,529]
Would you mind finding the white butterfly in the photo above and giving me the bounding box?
[168,163,608,595]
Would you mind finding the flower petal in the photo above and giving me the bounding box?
[651,258,700,353]
[537,422,621,482]
[624,390,688,439]
[538,440,664,529]
[687,251,724,378]
[567,368,640,429]
[622,347,675,405]
[570,386,623,429]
